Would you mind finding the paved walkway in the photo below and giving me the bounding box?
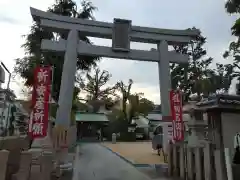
[103,142,166,165]
[72,143,155,180]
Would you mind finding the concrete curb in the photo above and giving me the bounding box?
[100,144,168,169]
[101,144,135,165]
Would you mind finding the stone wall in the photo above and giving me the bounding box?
[221,113,240,156]
[0,135,30,180]
[0,135,57,180]
[168,143,227,180]
[0,128,76,180]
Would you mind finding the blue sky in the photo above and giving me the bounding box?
[0,0,237,104]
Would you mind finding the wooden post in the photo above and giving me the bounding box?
[214,149,227,180]
[173,144,179,176]
[195,147,203,180]
[40,151,53,180]
[179,145,185,179]
[12,151,32,180]
[187,147,194,180]
[0,150,9,180]
[204,143,212,180]
[168,143,173,176]
[224,148,233,180]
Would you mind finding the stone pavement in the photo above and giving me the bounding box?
[73,143,159,180]
[102,142,166,165]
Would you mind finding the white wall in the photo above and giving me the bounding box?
[221,113,240,156]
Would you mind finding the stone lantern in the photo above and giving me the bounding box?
[186,108,208,147]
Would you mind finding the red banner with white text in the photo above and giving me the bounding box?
[28,66,52,139]
[169,90,184,141]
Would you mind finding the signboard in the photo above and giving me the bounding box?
[169,90,184,141]
[112,18,131,52]
[28,66,52,139]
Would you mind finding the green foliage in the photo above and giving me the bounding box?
[224,42,240,77]
[138,97,155,116]
[225,0,240,14]
[128,93,141,121]
[103,119,136,141]
[171,29,211,101]
[13,0,99,102]
[171,28,232,102]
[106,109,124,122]
[77,68,118,112]
[128,93,154,119]
[115,79,154,124]
[224,0,240,94]
[116,79,133,123]
[212,64,234,92]
[105,108,137,141]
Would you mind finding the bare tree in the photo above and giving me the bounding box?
[77,68,117,112]
[116,79,133,123]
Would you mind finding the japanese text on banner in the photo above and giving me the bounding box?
[169,90,184,141]
[28,66,52,139]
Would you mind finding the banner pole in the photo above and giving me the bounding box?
[48,66,54,125]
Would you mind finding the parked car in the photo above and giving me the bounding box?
[135,127,147,140]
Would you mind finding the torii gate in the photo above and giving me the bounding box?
[30,7,199,155]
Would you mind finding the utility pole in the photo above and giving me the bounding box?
[0,62,12,136]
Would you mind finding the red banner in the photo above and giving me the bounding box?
[169,90,184,141]
[28,66,52,139]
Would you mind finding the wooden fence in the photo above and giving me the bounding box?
[168,143,228,180]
